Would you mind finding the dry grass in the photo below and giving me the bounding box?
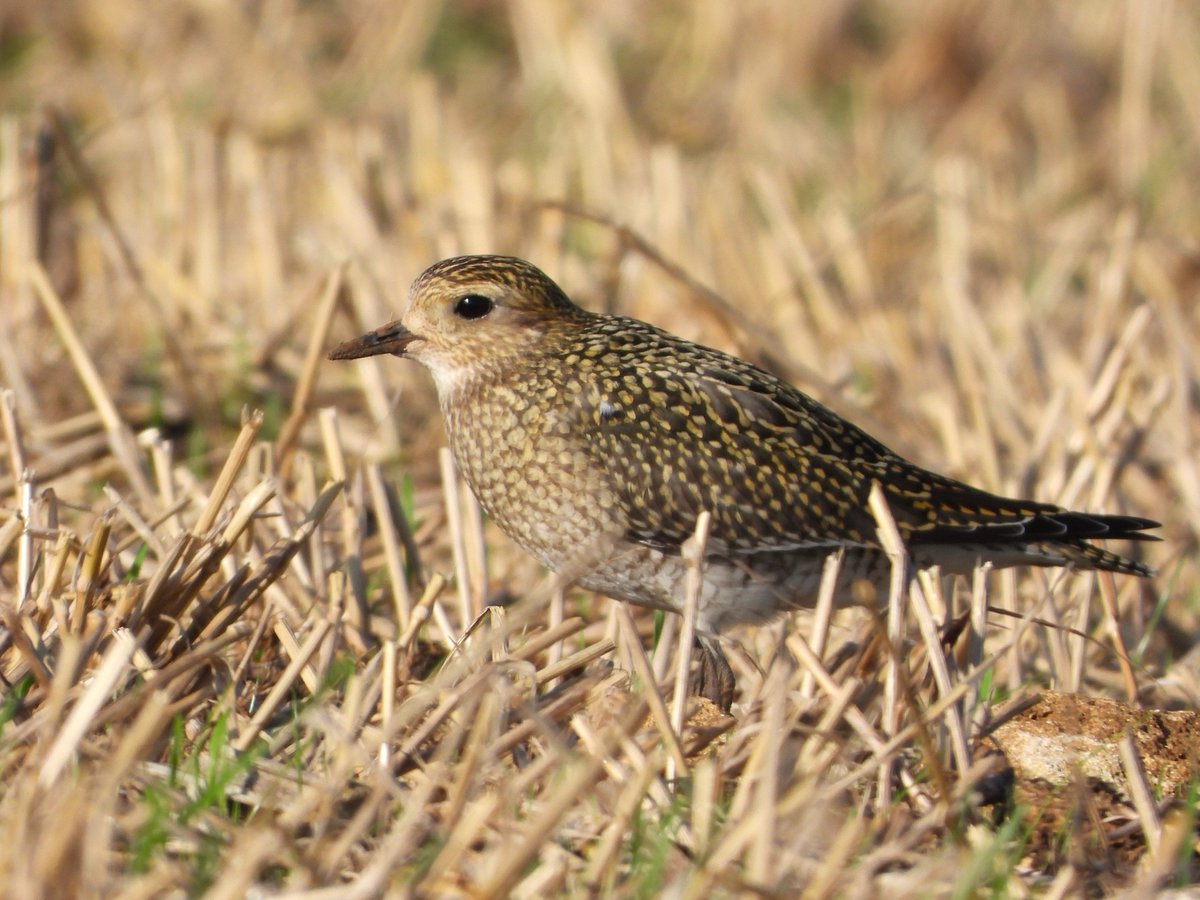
[0,1,1197,895]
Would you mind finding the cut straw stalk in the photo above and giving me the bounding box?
[474,711,637,898]
[27,261,156,506]
[440,447,477,625]
[233,618,333,753]
[1118,732,1162,854]
[868,481,908,812]
[534,638,615,684]
[276,263,346,478]
[582,746,664,889]
[1,388,26,489]
[614,602,688,772]
[365,462,412,629]
[913,570,971,770]
[797,549,842,699]
[193,410,264,537]
[38,629,139,787]
[672,510,711,741]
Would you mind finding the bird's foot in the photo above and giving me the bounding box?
[689,635,736,713]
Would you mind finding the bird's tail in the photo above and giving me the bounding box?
[1055,540,1155,577]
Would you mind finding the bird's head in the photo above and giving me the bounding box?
[328,255,585,396]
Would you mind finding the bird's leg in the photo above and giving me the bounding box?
[691,634,735,712]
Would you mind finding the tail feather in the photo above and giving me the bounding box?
[913,510,1160,546]
[1055,540,1155,577]
[904,501,1160,577]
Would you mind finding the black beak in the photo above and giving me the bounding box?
[328,321,417,360]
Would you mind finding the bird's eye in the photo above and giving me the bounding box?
[453,294,494,320]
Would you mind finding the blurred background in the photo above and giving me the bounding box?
[0,1,1197,891]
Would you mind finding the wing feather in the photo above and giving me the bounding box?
[573,323,1157,566]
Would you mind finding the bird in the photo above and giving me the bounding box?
[329,254,1159,709]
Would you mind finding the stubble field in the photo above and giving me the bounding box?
[0,2,1197,895]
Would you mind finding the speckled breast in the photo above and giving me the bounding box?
[440,370,623,575]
